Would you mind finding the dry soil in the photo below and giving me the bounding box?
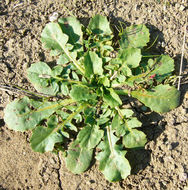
[0,0,188,190]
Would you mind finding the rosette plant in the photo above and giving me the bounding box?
[4,15,180,182]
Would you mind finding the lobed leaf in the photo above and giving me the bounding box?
[120,24,150,49]
[123,129,147,148]
[27,62,59,95]
[65,140,93,174]
[30,115,63,153]
[119,47,142,68]
[84,51,103,77]
[88,14,112,36]
[58,16,83,44]
[4,97,58,131]
[70,84,97,101]
[96,131,131,182]
[131,84,180,113]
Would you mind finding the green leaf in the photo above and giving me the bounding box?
[121,109,134,118]
[60,83,69,96]
[96,130,131,182]
[77,125,104,149]
[111,113,120,130]
[65,123,78,132]
[131,84,180,113]
[119,48,142,68]
[123,129,147,148]
[72,71,79,81]
[30,115,63,153]
[88,14,112,35]
[97,117,110,125]
[27,62,59,95]
[41,23,68,51]
[121,64,132,76]
[84,51,103,77]
[70,85,97,101]
[57,54,70,65]
[4,97,59,131]
[51,65,63,77]
[41,22,84,74]
[120,24,150,48]
[65,140,93,174]
[148,55,174,82]
[111,114,126,137]
[127,117,142,129]
[99,76,110,87]
[58,16,83,44]
[103,88,122,108]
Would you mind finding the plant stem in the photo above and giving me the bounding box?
[114,89,129,96]
[36,98,76,113]
[115,107,132,132]
[142,55,161,57]
[178,19,187,91]
[57,103,88,132]
[53,76,83,84]
[144,35,159,51]
[0,84,52,98]
[107,125,114,157]
[59,44,85,75]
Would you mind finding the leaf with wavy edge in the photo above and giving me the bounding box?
[30,115,63,153]
[41,22,84,74]
[58,16,83,44]
[131,84,180,113]
[96,126,131,182]
[123,129,147,148]
[65,140,93,174]
[120,24,150,48]
[88,14,112,36]
[77,125,104,149]
[4,97,75,131]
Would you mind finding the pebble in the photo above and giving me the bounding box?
[161,41,166,47]
[179,5,185,11]
[49,12,59,22]
[179,172,187,181]
[5,0,10,5]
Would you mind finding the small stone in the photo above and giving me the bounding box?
[179,5,185,11]
[175,3,180,9]
[5,0,10,5]
[161,42,166,47]
[179,172,187,181]
[185,91,188,99]
[49,12,59,22]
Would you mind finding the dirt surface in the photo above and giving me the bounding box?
[0,0,188,189]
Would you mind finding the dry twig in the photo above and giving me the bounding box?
[177,20,187,91]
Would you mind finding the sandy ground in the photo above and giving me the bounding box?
[0,0,188,189]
